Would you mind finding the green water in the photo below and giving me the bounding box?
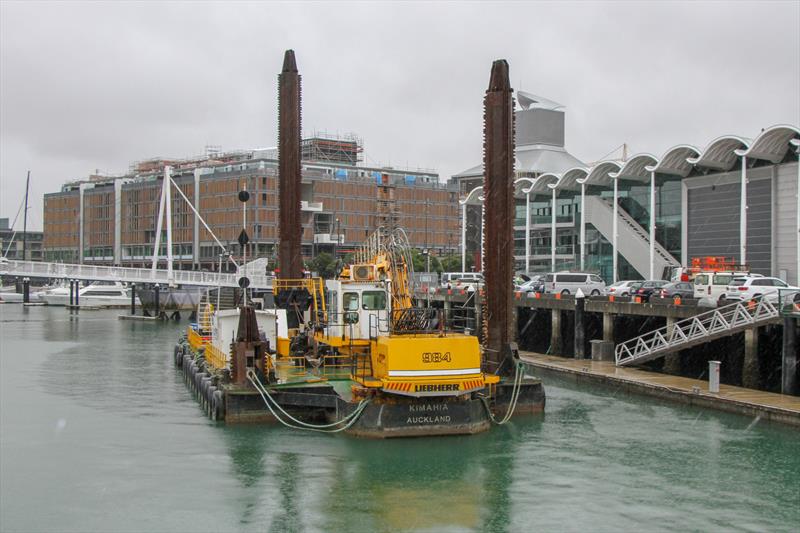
[1,305,798,532]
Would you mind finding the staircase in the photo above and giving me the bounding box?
[204,287,239,310]
[615,298,782,366]
[583,195,679,279]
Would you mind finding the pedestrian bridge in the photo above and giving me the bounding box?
[0,260,273,289]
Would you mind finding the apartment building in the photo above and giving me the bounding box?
[42,136,460,270]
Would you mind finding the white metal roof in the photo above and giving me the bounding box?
[687,135,750,171]
[645,145,700,177]
[735,125,800,163]
[458,123,799,204]
[610,154,658,182]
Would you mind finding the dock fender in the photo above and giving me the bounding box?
[201,377,212,408]
[173,345,181,367]
[212,390,225,421]
[206,386,217,419]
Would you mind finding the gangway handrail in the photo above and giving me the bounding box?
[615,297,780,366]
[0,260,274,289]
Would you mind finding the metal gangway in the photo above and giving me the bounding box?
[0,260,273,289]
[615,298,783,366]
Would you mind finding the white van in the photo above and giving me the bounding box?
[694,271,758,305]
[544,272,605,296]
[441,272,484,288]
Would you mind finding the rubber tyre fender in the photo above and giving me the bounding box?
[201,377,212,410]
[212,390,225,421]
[206,386,217,419]
[173,345,181,367]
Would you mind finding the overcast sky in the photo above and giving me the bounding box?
[1,1,798,230]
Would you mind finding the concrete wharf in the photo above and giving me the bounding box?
[521,352,800,427]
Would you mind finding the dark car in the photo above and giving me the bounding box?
[659,281,694,301]
[634,280,669,302]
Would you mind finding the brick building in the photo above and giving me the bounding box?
[42,138,460,270]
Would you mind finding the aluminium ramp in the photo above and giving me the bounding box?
[583,195,679,280]
[615,298,781,366]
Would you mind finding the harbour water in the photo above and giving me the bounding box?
[1,305,798,532]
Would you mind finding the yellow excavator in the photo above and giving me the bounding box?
[272,227,499,399]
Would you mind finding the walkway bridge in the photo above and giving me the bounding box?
[615,298,782,367]
[0,260,274,289]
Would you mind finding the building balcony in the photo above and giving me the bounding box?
[313,233,343,244]
[301,201,323,212]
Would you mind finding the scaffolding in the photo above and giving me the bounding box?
[301,132,363,165]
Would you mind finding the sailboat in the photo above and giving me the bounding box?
[0,171,36,303]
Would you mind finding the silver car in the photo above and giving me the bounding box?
[603,280,640,297]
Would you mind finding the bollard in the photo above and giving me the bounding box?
[74,281,79,306]
[69,280,74,306]
[22,278,30,304]
[574,288,585,359]
[708,360,720,393]
[782,316,798,395]
[154,284,160,319]
[130,283,136,315]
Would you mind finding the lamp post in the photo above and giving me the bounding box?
[334,218,340,259]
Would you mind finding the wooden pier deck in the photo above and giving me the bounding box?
[520,352,800,428]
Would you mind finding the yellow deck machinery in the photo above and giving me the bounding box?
[273,228,500,403]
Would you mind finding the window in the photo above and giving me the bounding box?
[343,292,359,310]
[773,279,788,288]
[362,291,386,310]
[590,275,603,283]
[751,279,768,286]
[695,274,709,285]
[557,274,586,283]
[713,274,732,285]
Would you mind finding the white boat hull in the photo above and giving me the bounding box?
[41,293,130,308]
[0,291,24,303]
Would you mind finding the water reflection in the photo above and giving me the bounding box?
[4,306,799,532]
[218,418,545,532]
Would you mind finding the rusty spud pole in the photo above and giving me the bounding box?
[482,59,516,374]
[278,49,303,279]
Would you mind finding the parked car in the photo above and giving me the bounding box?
[603,280,640,297]
[442,272,484,289]
[659,281,694,301]
[633,280,669,302]
[693,271,755,303]
[517,276,546,293]
[543,272,605,296]
[723,276,800,304]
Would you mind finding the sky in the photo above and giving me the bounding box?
[1,0,798,230]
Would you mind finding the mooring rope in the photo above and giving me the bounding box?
[480,360,525,425]
[246,369,371,433]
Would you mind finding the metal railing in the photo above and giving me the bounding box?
[0,260,274,289]
[615,297,782,366]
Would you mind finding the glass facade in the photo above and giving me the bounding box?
[513,175,683,282]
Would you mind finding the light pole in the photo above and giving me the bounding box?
[334,218,340,259]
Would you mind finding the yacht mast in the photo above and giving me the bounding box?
[22,170,30,261]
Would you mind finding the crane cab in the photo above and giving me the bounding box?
[324,279,389,341]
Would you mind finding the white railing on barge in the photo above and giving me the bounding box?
[0,260,273,289]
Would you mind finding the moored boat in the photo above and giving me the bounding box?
[41,281,130,307]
